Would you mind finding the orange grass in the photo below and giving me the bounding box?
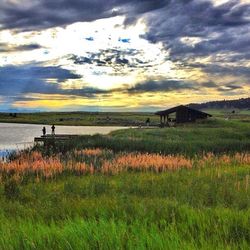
[197,152,250,167]
[0,149,249,179]
[101,153,193,174]
[0,152,63,179]
[74,148,104,156]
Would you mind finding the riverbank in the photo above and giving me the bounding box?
[0,123,128,153]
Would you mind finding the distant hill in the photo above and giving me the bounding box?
[188,97,250,110]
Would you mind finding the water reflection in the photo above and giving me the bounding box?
[0,123,126,153]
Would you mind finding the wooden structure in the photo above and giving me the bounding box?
[34,134,79,143]
[155,105,212,126]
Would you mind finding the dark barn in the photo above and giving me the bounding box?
[155,105,212,126]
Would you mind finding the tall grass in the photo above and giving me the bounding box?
[0,211,249,250]
[0,166,249,249]
[33,119,250,157]
[0,118,249,249]
[1,149,250,179]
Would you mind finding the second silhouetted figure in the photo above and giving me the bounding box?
[51,124,55,135]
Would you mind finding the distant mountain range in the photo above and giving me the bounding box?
[188,97,250,110]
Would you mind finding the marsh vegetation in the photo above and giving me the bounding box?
[0,117,249,249]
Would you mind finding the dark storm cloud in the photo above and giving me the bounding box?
[140,0,250,69]
[0,1,249,60]
[0,64,107,97]
[143,1,250,42]
[125,78,244,95]
[165,29,250,61]
[127,79,196,93]
[204,64,250,78]
[0,43,42,53]
[217,84,243,92]
[0,0,249,101]
[201,81,218,88]
[0,0,169,31]
[1,1,249,73]
[199,80,243,92]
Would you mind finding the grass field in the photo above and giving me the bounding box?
[0,108,249,126]
[0,115,250,249]
[1,148,250,249]
[0,111,159,126]
[35,118,249,156]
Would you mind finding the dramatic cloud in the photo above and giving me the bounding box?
[0,43,42,53]
[69,48,160,72]
[141,1,250,65]
[127,79,196,93]
[0,64,107,97]
[204,64,250,78]
[0,0,249,111]
[217,84,243,92]
[0,0,169,31]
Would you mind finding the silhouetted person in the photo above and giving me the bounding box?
[51,125,55,135]
[42,126,46,136]
[146,118,150,126]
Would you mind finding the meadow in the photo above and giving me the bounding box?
[37,118,250,156]
[0,111,159,126]
[0,108,249,126]
[0,115,250,249]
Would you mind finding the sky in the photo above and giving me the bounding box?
[0,0,249,112]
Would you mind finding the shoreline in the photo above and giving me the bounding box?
[0,121,139,127]
[0,120,153,127]
[0,124,134,156]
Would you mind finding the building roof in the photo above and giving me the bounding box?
[155,105,212,117]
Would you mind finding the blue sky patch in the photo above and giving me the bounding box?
[85,37,94,41]
[119,38,131,43]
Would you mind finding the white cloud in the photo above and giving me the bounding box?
[212,0,250,6]
[0,16,171,90]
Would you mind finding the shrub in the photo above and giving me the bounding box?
[4,178,20,200]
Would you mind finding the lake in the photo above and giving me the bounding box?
[0,123,127,155]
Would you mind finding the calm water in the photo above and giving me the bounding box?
[0,123,127,154]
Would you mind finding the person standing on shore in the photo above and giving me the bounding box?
[51,125,55,135]
[42,126,46,136]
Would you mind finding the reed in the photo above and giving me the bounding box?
[1,149,250,180]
